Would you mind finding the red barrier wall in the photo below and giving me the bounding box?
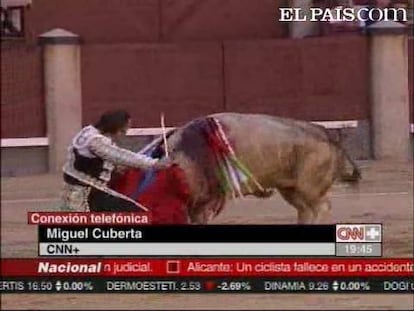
[224,35,370,120]
[1,42,45,138]
[81,36,369,127]
[81,43,224,127]
[1,1,374,138]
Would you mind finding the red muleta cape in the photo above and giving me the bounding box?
[112,165,190,224]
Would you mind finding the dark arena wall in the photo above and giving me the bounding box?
[1,0,412,176]
[25,0,287,44]
[81,36,369,127]
[1,0,375,137]
[409,37,413,125]
[1,42,45,138]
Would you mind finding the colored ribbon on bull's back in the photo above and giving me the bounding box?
[203,117,263,198]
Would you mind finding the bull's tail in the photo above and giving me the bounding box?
[323,128,361,183]
[337,146,361,183]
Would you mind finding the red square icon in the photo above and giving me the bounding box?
[166,261,180,274]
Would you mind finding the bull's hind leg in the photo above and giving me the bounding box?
[277,188,315,224]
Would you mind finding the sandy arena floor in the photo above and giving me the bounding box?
[1,160,413,310]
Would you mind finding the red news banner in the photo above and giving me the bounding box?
[1,258,413,277]
[27,212,152,225]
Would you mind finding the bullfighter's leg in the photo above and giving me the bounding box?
[277,187,315,224]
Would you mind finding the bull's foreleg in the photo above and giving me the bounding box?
[310,196,332,224]
[277,187,315,224]
[297,208,315,224]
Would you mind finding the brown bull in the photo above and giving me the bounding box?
[155,113,361,224]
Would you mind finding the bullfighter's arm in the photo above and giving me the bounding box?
[89,136,158,169]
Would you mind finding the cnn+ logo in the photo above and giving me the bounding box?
[336,224,382,243]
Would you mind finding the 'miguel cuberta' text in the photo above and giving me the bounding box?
[46,228,143,241]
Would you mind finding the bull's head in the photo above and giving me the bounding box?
[146,122,229,224]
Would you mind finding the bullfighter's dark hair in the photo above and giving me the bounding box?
[94,109,131,134]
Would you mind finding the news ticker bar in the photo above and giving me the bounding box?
[2,259,412,277]
[1,277,413,294]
